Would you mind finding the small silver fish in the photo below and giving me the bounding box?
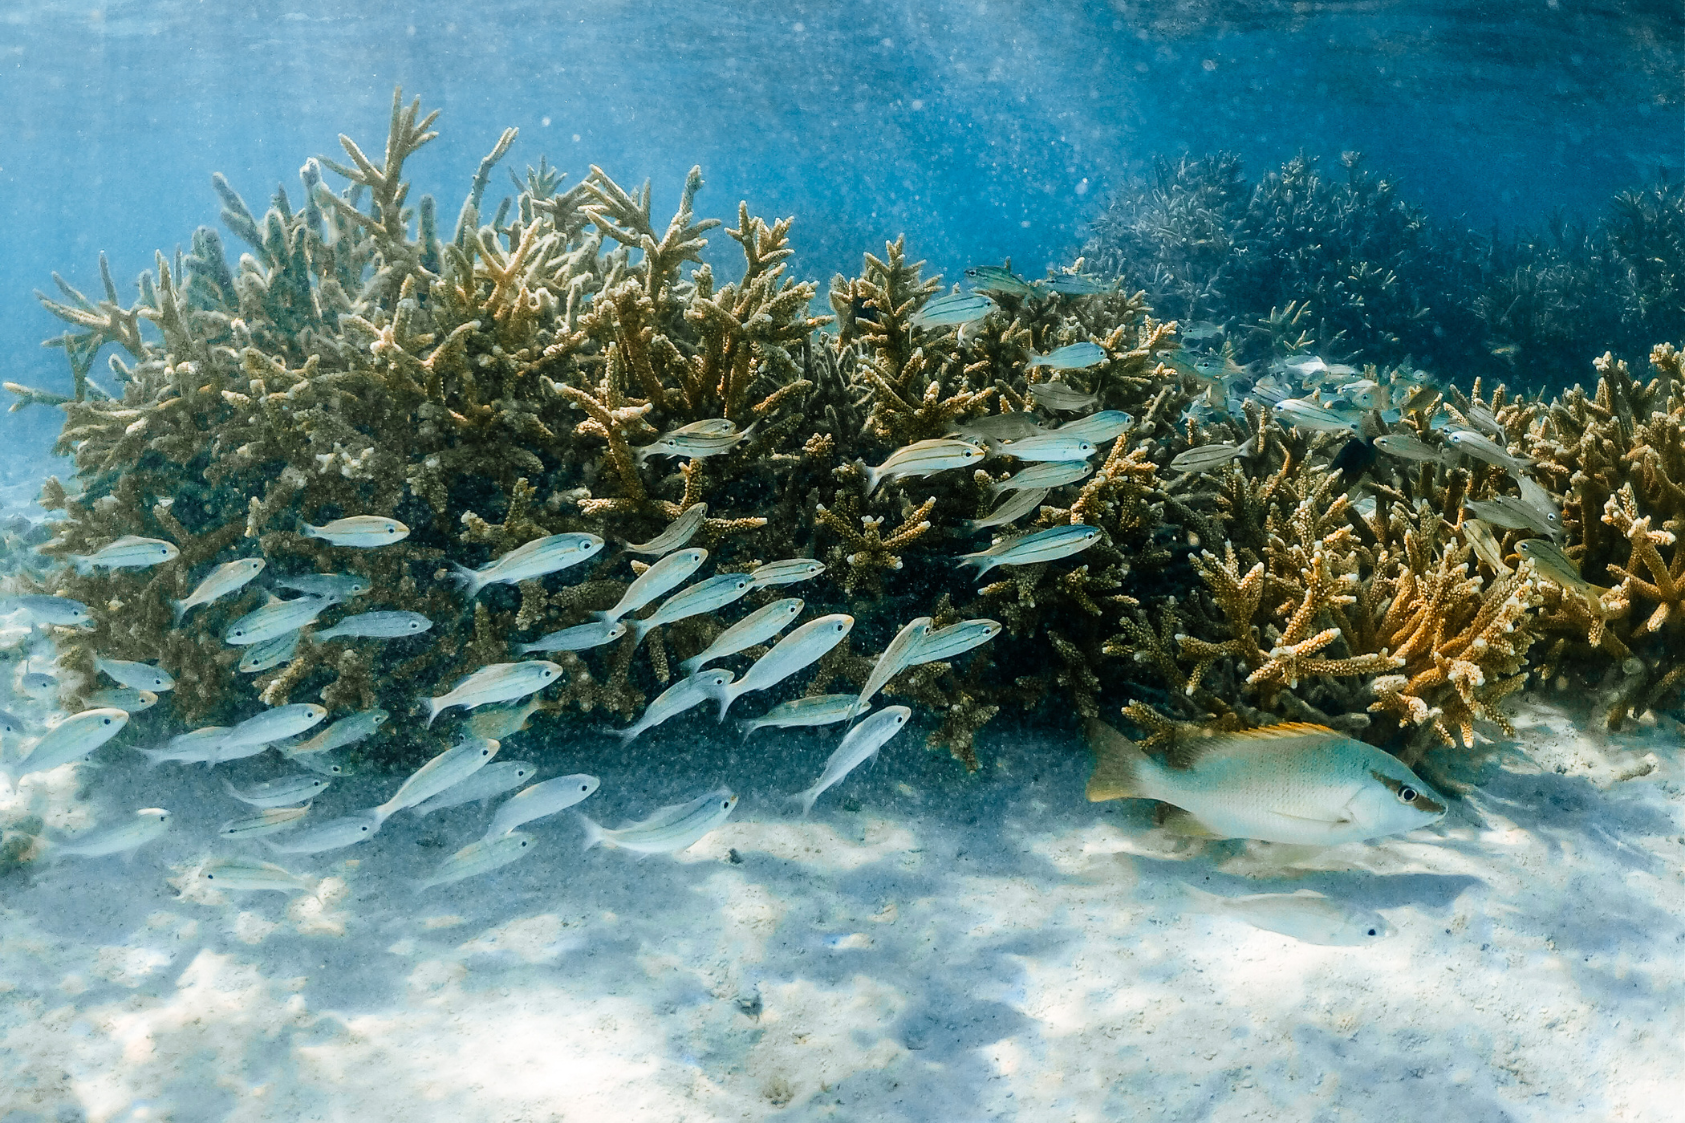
[1029,384,1100,416]
[670,418,739,437]
[1465,497,1558,540]
[218,804,312,839]
[300,516,409,547]
[55,808,171,857]
[219,703,328,752]
[375,737,501,820]
[679,598,804,675]
[0,709,22,736]
[627,573,755,645]
[424,661,563,726]
[581,788,739,855]
[624,504,709,556]
[1045,273,1112,296]
[200,858,314,894]
[1516,539,1614,613]
[1446,429,1533,472]
[225,595,332,646]
[1373,433,1456,465]
[959,524,1103,578]
[413,761,536,817]
[1461,518,1512,575]
[95,657,174,693]
[313,610,433,641]
[908,619,1001,665]
[224,773,332,807]
[10,708,129,778]
[4,595,91,627]
[417,832,538,890]
[990,432,1097,462]
[136,726,230,766]
[1178,320,1224,341]
[989,460,1093,495]
[265,811,381,854]
[516,619,627,654]
[172,558,265,622]
[750,558,825,587]
[1467,404,1507,440]
[735,694,858,737]
[1338,378,1388,410]
[1180,885,1393,945]
[596,548,709,624]
[1055,410,1133,444]
[272,572,370,600]
[962,488,1048,531]
[634,423,757,463]
[965,264,1037,297]
[613,670,735,745]
[84,688,157,713]
[850,618,933,722]
[862,439,986,495]
[283,708,389,757]
[910,291,996,329]
[70,535,178,573]
[1513,475,1563,533]
[714,614,854,718]
[1169,442,1247,473]
[447,532,605,597]
[793,706,912,816]
[1027,342,1106,372]
[485,774,600,838]
[1275,398,1361,434]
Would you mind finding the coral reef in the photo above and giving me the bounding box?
[7,91,1682,787]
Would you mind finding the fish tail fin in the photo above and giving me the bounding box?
[734,719,756,740]
[677,655,703,677]
[71,557,92,575]
[169,598,189,625]
[957,554,994,578]
[788,785,822,818]
[135,747,167,769]
[1589,585,1620,618]
[513,641,537,655]
[857,460,880,496]
[578,812,607,851]
[588,609,617,624]
[423,698,443,728]
[715,686,737,723]
[445,562,482,599]
[298,522,319,539]
[1084,718,1149,802]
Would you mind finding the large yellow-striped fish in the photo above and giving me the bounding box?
[1085,720,1445,845]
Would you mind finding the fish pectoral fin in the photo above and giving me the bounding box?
[1156,805,1220,838]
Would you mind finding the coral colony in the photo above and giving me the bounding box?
[5,89,1684,817]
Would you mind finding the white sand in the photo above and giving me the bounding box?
[1,695,1682,1123]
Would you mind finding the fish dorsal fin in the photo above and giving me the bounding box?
[1161,722,1341,771]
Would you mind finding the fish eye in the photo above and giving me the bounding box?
[580,784,589,791]
[1367,928,1377,936]
[1400,786,1418,803]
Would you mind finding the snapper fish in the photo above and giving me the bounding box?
[300,516,409,547]
[1515,539,1615,615]
[714,614,854,718]
[595,548,708,624]
[424,661,563,726]
[70,535,178,573]
[413,760,535,817]
[634,422,757,463]
[988,432,1096,463]
[1178,885,1393,946]
[959,524,1103,578]
[861,440,986,495]
[485,773,601,838]
[136,726,230,766]
[1044,273,1113,296]
[990,460,1092,494]
[792,706,913,815]
[1027,342,1106,372]
[416,832,537,890]
[515,619,627,655]
[1055,410,1133,444]
[272,572,371,600]
[1027,380,1099,411]
[464,695,546,742]
[1466,404,1507,440]
[849,618,933,722]
[218,805,312,839]
[1373,433,1457,466]
[283,708,388,758]
[908,618,1001,665]
[218,704,328,753]
[54,808,171,858]
[1084,719,1446,845]
[910,291,996,329]
[313,610,433,641]
[224,595,333,646]
[224,773,332,808]
[612,670,735,745]
[10,708,129,778]
[1178,320,1225,341]
[200,858,315,894]
[1465,497,1559,540]
[1337,378,1389,410]
[374,737,501,821]
[624,504,709,556]
[962,487,1047,532]
[1513,475,1563,533]
[1461,518,1512,575]
[735,694,858,736]
[965,264,1038,298]
[750,558,825,587]
[1446,429,1533,472]
[265,811,381,854]
[3,595,91,627]
[678,597,804,675]
[1275,398,1361,434]
[84,688,157,713]
[627,573,755,645]
[171,558,265,622]
[953,413,1046,443]
[580,788,738,855]
[1169,441,1249,474]
[447,533,605,598]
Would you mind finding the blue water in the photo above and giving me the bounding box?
[2,0,1679,462]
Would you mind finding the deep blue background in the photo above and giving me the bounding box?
[1,0,1679,462]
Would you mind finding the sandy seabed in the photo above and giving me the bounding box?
[1,692,1681,1123]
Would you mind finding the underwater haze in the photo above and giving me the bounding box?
[2,2,1685,1122]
